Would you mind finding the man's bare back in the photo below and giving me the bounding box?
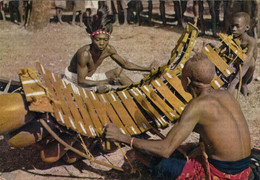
[191,89,251,161]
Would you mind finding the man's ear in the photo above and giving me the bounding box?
[187,76,191,87]
[246,25,250,31]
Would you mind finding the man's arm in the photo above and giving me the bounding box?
[105,100,200,158]
[77,51,111,87]
[109,45,154,72]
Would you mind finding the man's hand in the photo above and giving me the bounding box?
[107,77,120,85]
[105,123,125,142]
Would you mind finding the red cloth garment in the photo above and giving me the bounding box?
[176,158,250,180]
[209,163,250,180]
[176,158,206,180]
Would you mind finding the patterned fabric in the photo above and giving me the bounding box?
[176,158,250,180]
[209,163,250,180]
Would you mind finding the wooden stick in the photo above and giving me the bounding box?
[39,119,124,171]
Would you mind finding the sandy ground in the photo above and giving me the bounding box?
[0,12,259,180]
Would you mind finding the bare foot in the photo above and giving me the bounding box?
[241,85,250,96]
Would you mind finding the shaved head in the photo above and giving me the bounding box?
[233,12,250,26]
[182,53,215,89]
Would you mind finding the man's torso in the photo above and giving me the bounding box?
[69,44,114,77]
[193,90,251,161]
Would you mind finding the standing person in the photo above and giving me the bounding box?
[65,8,155,91]
[99,0,128,25]
[105,53,251,179]
[228,12,257,96]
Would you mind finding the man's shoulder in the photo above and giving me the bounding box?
[77,44,90,53]
[193,90,230,108]
[244,34,256,46]
[77,45,91,56]
[106,45,117,54]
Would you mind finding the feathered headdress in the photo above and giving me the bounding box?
[84,7,113,38]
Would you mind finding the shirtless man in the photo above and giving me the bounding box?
[65,10,154,90]
[228,12,257,96]
[105,53,251,179]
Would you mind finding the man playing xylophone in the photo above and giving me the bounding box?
[105,53,251,179]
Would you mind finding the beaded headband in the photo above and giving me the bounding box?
[91,30,110,38]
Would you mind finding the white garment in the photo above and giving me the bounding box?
[64,66,107,84]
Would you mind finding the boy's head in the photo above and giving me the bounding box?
[231,12,250,38]
[91,33,110,51]
[84,7,113,43]
[181,53,215,92]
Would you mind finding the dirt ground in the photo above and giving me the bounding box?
[0,10,259,180]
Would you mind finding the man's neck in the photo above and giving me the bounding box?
[90,45,104,61]
[190,82,213,98]
[236,32,248,43]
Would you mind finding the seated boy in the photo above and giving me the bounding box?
[228,12,258,96]
[65,8,155,91]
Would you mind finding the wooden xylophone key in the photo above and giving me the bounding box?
[36,63,65,127]
[46,71,72,127]
[60,82,85,135]
[66,83,95,137]
[77,87,101,137]
[140,85,179,122]
[48,72,79,130]
[116,90,152,132]
[128,87,168,128]
[211,74,224,89]
[151,78,185,115]
[82,90,117,152]
[203,44,234,77]
[80,90,104,136]
[105,91,141,136]
[163,71,192,103]
[96,93,130,136]
[85,90,111,125]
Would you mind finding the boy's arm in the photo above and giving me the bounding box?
[77,51,111,87]
[228,38,256,92]
[109,45,154,72]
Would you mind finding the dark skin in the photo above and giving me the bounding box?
[68,33,155,88]
[228,14,257,96]
[105,56,251,163]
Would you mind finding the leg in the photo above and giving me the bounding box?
[72,8,76,25]
[79,10,84,27]
[241,62,255,96]
[122,7,128,25]
[120,0,128,25]
[135,1,142,25]
[159,0,166,25]
[193,0,204,33]
[0,1,6,21]
[113,0,119,25]
[148,0,153,24]
[207,0,217,37]
[56,8,64,24]
[173,0,185,27]
[18,0,25,26]
[224,0,234,33]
